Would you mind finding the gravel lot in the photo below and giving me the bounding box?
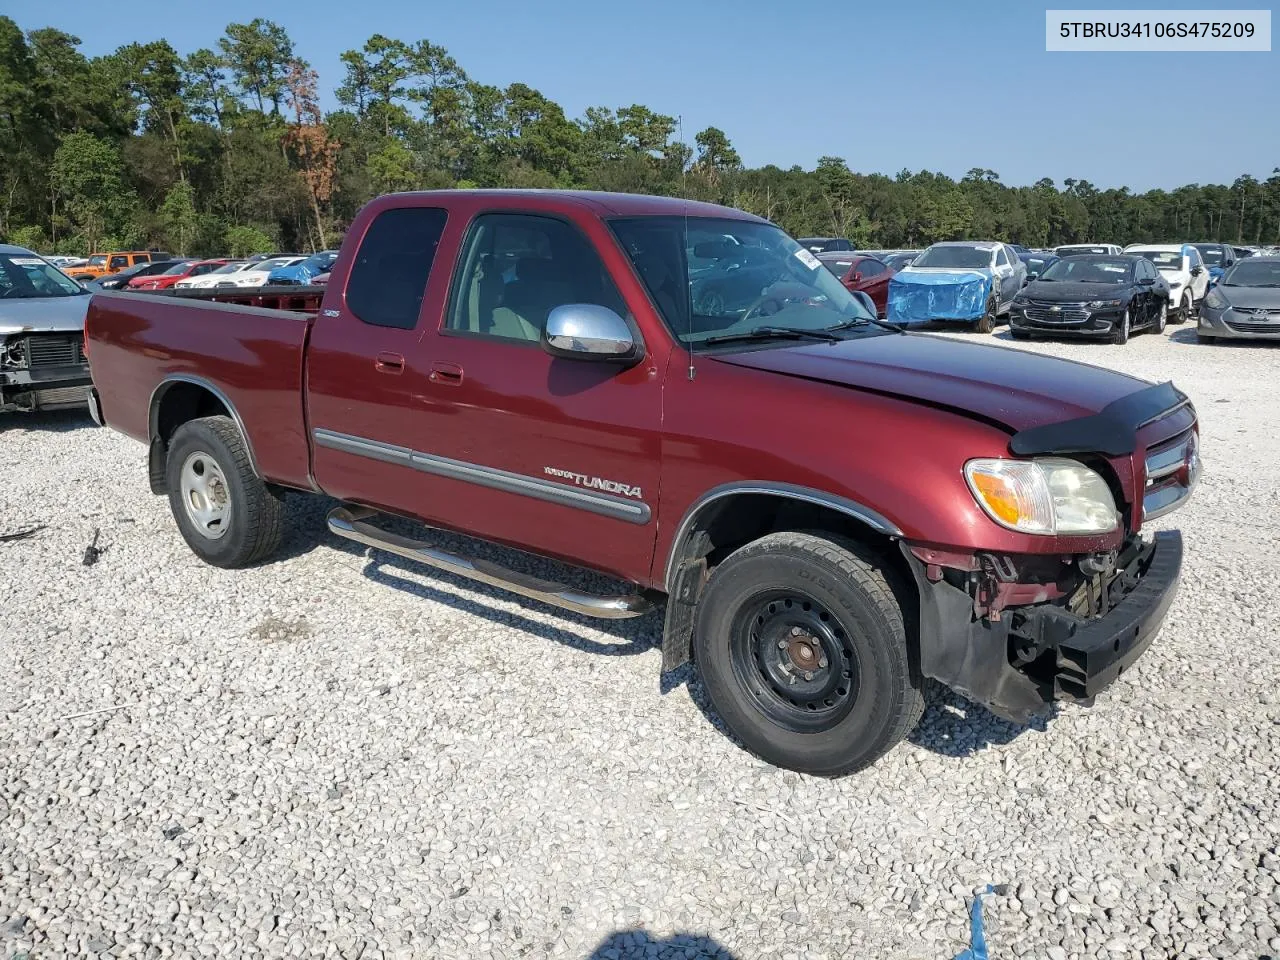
[2,324,1278,960]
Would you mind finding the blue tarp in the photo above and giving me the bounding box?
[888,270,993,324]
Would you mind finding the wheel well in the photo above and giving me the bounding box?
[660,492,915,672]
[146,382,233,494]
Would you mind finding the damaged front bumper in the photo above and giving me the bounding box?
[901,531,1182,723]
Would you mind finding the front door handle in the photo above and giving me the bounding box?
[375,351,405,374]
[429,361,464,386]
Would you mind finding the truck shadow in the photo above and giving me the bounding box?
[278,493,661,657]
[582,930,736,959]
[0,408,97,434]
[907,682,1055,757]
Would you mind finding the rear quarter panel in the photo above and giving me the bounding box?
[86,292,314,489]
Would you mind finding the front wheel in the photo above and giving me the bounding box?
[692,531,924,776]
[975,295,998,334]
[1111,308,1131,345]
[1173,291,1192,324]
[165,415,285,568]
[1153,299,1167,334]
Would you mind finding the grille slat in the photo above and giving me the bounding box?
[1143,428,1198,521]
[25,334,86,368]
[1024,300,1089,323]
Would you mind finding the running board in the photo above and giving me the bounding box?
[326,505,657,620]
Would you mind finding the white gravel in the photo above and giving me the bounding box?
[2,323,1278,960]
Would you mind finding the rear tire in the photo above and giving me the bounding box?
[165,415,285,568]
[1153,300,1167,334]
[692,531,924,776]
[975,295,998,334]
[1173,291,1192,324]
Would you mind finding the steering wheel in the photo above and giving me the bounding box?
[739,291,788,324]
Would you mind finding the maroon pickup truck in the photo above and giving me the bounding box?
[85,190,1199,775]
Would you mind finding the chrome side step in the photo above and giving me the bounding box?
[326,505,657,620]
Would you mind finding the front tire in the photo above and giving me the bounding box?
[692,532,924,776]
[165,416,285,568]
[1110,308,1131,345]
[975,295,998,334]
[1153,300,1167,334]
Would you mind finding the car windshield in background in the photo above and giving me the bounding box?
[162,262,192,275]
[1192,244,1225,266]
[820,259,855,277]
[1129,250,1181,270]
[610,217,877,345]
[1040,258,1132,283]
[211,262,244,274]
[1223,260,1280,286]
[254,258,295,272]
[911,245,993,269]
[0,254,86,298]
[1058,246,1108,256]
[883,253,916,270]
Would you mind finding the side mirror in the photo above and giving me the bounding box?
[1191,266,1203,276]
[542,304,641,363]
[852,291,877,316]
[851,271,863,283]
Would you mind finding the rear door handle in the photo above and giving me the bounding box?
[375,352,404,374]
[429,361,464,386]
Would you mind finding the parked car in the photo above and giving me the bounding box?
[129,259,234,291]
[85,189,1198,776]
[1020,252,1060,281]
[44,255,87,269]
[1008,254,1169,344]
[1054,243,1122,258]
[882,251,920,271]
[175,261,251,289]
[0,245,93,413]
[67,250,169,282]
[1196,255,1280,342]
[311,271,331,285]
[797,237,854,253]
[216,256,306,288]
[268,250,338,285]
[817,253,896,316]
[91,259,189,291]
[887,241,1027,332]
[1190,242,1237,284]
[1122,244,1210,321]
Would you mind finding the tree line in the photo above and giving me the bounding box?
[1,16,1278,258]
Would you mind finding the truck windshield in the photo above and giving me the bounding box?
[609,217,876,345]
[0,254,87,298]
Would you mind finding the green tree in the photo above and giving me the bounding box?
[158,179,198,254]
[225,223,274,256]
[218,19,294,114]
[50,132,137,251]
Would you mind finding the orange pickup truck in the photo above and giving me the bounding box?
[67,250,168,282]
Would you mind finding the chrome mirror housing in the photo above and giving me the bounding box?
[542,304,641,363]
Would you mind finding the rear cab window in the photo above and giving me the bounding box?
[346,206,449,329]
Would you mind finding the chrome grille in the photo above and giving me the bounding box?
[26,333,87,368]
[1143,428,1199,520]
[1225,311,1280,333]
[1024,300,1089,323]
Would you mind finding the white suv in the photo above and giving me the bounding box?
[1122,244,1210,321]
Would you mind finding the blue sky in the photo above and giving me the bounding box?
[13,0,1278,190]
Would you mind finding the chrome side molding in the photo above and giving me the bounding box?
[326,505,656,620]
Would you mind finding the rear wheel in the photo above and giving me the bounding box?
[975,295,998,334]
[165,415,285,568]
[1153,300,1167,334]
[692,531,924,776]
[1110,308,1131,345]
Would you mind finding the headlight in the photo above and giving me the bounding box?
[1167,280,1183,290]
[965,458,1119,535]
[1202,289,1227,310]
[1086,299,1124,308]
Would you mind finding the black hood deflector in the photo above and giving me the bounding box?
[1008,381,1190,457]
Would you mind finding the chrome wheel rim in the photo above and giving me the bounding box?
[180,451,232,540]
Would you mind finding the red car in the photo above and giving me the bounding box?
[818,253,896,316]
[85,189,1197,775]
[127,259,233,290]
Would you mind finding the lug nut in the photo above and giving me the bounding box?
[791,626,802,636]
[777,640,788,649]
[818,657,828,669]
[804,671,815,681]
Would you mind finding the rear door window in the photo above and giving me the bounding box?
[346,206,448,329]
[109,255,129,269]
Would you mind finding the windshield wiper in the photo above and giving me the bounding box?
[702,325,842,346]
[827,316,906,333]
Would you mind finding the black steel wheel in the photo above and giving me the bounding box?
[729,590,862,733]
[693,531,924,776]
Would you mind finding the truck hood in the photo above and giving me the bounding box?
[0,294,92,335]
[713,332,1149,433]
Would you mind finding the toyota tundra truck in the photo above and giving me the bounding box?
[84,190,1199,776]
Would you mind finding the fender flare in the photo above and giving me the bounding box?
[146,375,261,491]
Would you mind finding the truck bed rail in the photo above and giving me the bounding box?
[143,285,327,315]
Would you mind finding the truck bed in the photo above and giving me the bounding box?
[85,291,316,490]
